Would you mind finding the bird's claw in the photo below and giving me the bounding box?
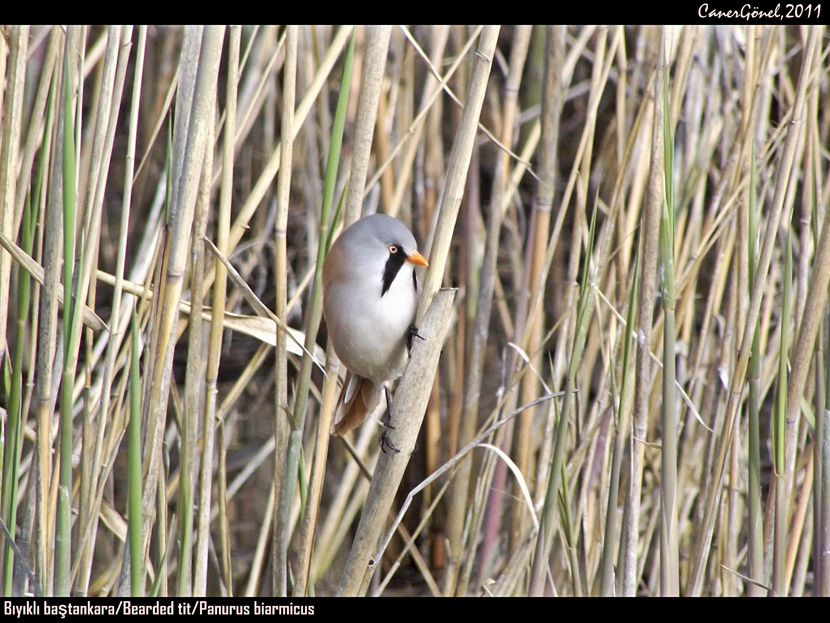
[407,324,425,353]
[380,430,400,454]
[381,384,400,453]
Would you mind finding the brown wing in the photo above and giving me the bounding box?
[331,372,382,436]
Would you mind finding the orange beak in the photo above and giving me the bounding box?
[406,251,429,267]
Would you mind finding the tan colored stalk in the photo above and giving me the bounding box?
[191,100,217,597]
[686,26,819,596]
[13,28,61,233]
[621,27,664,596]
[224,27,285,168]
[272,26,302,595]
[528,182,600,595]
[511,25,563,556]
[296,341,340,596]
[597,37,656,597]
[782,64,830,530]
[3,22,829,599]
[373,25,480,218]
[310,425,375,582]
[0,26,29,369]
[268,23,297,592]
[507,30,601,389]
[734,24,767,597]
[170,27,351,341]
[336,289,456,595]
[293,33,390,590]
[74,25,134,593]
[215,25,241,597]
[34,28,76,597]
[339,25,499,596]
[785,452,814,592]
[345,26,391,223]
[800,43,829,596]
[819,320,830,595]
[413,26,500,597]
[140,25,225,559]
[511,33,618,500]
[657,32,679,595]
[56,24,85,597]
[464,24,533,593]
[516,31,619,593]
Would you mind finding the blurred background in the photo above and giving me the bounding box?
[0,24,828,597]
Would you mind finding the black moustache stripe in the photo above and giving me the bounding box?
[381,246,408,297]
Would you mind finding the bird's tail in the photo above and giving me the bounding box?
[331,373,382,436]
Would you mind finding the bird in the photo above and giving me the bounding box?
[322,213,428,452]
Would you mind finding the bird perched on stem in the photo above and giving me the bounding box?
[323,214,428,453]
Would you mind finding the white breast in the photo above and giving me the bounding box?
[324,262,417,383]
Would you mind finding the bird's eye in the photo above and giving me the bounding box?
[388,244,398,255]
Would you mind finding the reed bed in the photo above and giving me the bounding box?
[0,24,829,597]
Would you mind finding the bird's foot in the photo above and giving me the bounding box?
[380,384,400,453]
[380,430,400,454]
[407,324,426,353]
